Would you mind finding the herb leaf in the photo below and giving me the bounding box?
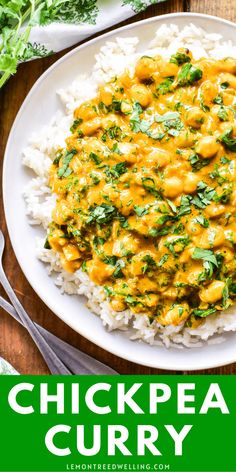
[177,63,202,86]
[57,149,77,178]
[220,129,236,152]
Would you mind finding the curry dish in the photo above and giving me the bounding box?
[46,48,236,328]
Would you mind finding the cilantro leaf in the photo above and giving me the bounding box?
[193,307,217,317]
[192,248,218,267]
[156,77,174,95]
[217,106,228,121]
[87,204,117,225]
[57,149,77,178]
[177,63,202,86]
[170,51,191,65]
[220,129,236,152]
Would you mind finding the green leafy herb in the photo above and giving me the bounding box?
[220,129,236,152]
[130,102,143,132]
[156,77,174,95]
[164,236,190,257]
[220,81,229,89]
[90,173,100,185]
[113,259,125,278]
[192,248,218,280]
[217,106,228,121]
[158,254,169,267]
[177,63,202,86]
[141,177,163,199]
[89,152,101,165]
[200,99,210,113]
[134,205,149,217]
[105,162,128,179]
[193,215,209,228]
[57,149,77,178]
[193,307,217,317]
[70,118,83,133]
[87,204,117,225]
[103,255,117,266]
[141,254,156,274]
[0,0,98,88]
[44,237,51,249]
[101,125,122,141]
[192,182,216,209]
[220,156,230,164]
[170,51,191,65]
[155,111,180,123]
[213,94,223,105]
[176,195,192,217]
[189,153,211,172]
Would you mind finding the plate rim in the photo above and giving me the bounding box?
[3,12,236,371]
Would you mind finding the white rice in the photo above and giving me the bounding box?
[23,23,236,348]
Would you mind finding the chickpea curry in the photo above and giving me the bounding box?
[46,48,236,328]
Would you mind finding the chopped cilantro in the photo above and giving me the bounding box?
[170,52,191,65]
[57,149,77,178]
[177,63,202,86]
[220,129,236,152]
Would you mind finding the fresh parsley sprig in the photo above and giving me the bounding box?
[0,0,98,88]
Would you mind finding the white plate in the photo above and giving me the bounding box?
[3,13,236,371]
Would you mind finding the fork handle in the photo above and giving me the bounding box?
[0,266,71,375]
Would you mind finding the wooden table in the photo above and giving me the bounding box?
[1,0,236,375]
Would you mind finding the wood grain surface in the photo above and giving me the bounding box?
[1,0,236,375]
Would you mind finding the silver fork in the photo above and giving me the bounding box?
[0,230,72,374]
[0,295,117,374]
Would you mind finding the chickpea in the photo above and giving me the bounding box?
[219,72,236,89]
[162,287,178,300]
[219,247,234,263]
[159,61,179,78]
[186,220,203,236]
[48,229,67,251]
[101,114,120,130]
[218,58,236,75]
[157,303,189,326]
[175,131,196,148]
[205,203,225,218]
[200,115,217,135]
[146,148,171,167]
[110,298,126,312]
[61,256,81,273]
[144,294,159,308]
[99,85,113,106]
[135,56,157,81]
[187,263,204,285]
[225,224,236,244]
[119,72,132,88]
[52,200,72,225]
[183,172,199,194]
[87,257,114,284]
[62,244,81,262]
[129,84,152,108]
[185,107,204,128]
[179,247,195,263]
[137,278,158,293]
[200,80,218,105]
[118,142,138,163]
[74,102,97,121]
[163,176,184,198]
[199,280,225,304]
[188,316,203,329]
[195,136,220,158]
[80,117,101,136]
[222,91,235,106]
[198,226,225,249]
